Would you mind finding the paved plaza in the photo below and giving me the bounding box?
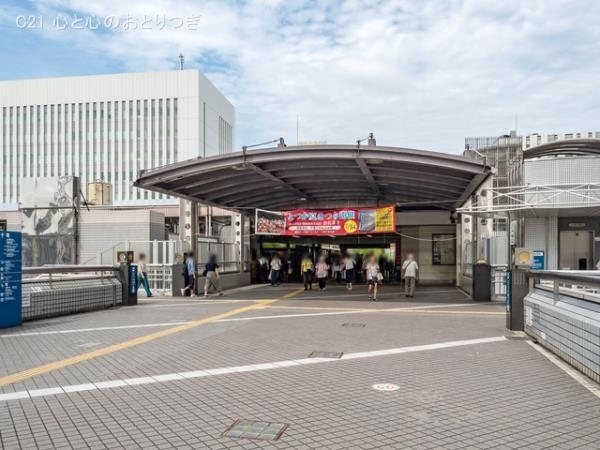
[1,284,599,449]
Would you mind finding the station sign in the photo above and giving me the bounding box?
[531,250,545,270]
[256,205,395,236]
[0,231,22,329]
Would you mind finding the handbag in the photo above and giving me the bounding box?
[376,272,384,283]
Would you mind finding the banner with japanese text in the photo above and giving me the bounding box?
[284,205,395,236]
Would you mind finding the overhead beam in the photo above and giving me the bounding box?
[355,158,382,199]
[247,163,312,201]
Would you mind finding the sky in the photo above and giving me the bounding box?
[1,0,599,153]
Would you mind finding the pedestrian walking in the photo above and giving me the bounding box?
[181,252,196,297]
[365,254,381,301]
[270,253,282,286]
[258,254,269,284]
[203,254,223,297]
[301,254,314,290]
[402,253,419,298]
[315,256,330,291]
[343,253,356,290]
[137,253,152,297]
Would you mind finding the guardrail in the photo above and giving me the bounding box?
[524,269,600,383]
[528,270,600,304]
[22,265,122,321]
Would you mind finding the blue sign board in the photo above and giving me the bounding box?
[505,270,511,313]
[531,250,545,270]
[129,264,138,294]
[0,231,22,328]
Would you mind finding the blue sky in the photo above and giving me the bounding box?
[1,0,600,153]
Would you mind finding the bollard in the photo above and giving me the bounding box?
[506,269,527,331]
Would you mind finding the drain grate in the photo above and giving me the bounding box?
[342,323,366,328]
[222,419,288,441]
[308,351,344,359]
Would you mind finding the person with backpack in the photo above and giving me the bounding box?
[402,253,419,298]
[181,252,196,297]
[203,254,224,297]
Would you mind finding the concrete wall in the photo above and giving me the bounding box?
[0,210,21,231]
[524,217,559,270]
[78,208,165,264]
[400,225,456,284]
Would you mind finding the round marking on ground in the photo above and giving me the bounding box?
[372,383,399,391]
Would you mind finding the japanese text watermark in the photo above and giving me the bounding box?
[15,14,202,31]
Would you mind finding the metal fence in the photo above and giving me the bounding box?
[22,265,121,321]
[491,265,508,301]
[95,239,241,271]
[92,239,243,296]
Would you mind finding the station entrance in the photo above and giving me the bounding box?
[134,143,492,295]
[253,222,458,286]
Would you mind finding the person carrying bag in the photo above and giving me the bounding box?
[401,254,419,298]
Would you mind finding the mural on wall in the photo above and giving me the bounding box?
[20,176,79,267]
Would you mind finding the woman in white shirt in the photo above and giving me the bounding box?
[343,253,356,291]
[270,254,282,286]
[365,254,380,301]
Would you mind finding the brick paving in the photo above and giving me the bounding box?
[0,284,599,449]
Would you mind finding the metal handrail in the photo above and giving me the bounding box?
[23,265,119,275]
[528,270,600,302]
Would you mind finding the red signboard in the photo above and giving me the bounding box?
[286,206,395,236]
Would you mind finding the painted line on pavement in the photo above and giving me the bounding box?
[144,299,264,308]
[0,288,304,388]
[526,341,600,399]
[0,336,507,403]
[0,321,192,338]
[295,289,465,301]
[1,303,499,338]
[214,305,502,323]
[267,303,477,312]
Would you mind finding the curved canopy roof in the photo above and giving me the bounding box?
[524,139,600,159]
[134,145,491,211]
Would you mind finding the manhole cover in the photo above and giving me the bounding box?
[222,419,288,441]
[342,323,366,328]
[372,383,400,391]
[308,351,344,359]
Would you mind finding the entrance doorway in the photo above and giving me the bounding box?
[559,230,593,270]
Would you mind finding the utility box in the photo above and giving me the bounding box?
[506,269,527,330]
[472,263,492,301]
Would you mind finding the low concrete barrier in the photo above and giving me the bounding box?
[525,271,600,383]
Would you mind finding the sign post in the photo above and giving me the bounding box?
[0,231,22,328]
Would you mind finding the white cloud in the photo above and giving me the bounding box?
[14,0,600,152]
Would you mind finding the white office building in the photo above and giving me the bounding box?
[524,131,600,149]
[0,70,235,207]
